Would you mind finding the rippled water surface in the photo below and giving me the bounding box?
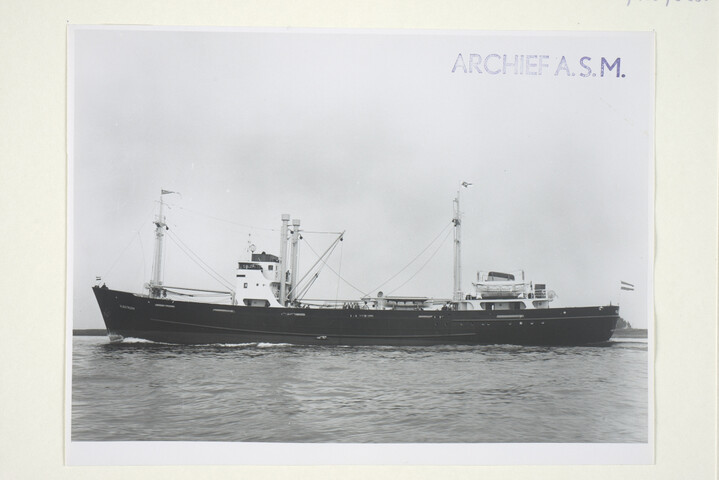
[72,337,648,443]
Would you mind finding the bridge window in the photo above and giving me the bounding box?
[238,262,263,271]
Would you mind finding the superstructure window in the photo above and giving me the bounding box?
[238,262,263,271]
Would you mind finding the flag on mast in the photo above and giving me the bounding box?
[161,189,176,195]
[620,281,634,291]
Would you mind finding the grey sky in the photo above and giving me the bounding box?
[70,27,653,329]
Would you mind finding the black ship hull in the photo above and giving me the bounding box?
[93,286,619,346]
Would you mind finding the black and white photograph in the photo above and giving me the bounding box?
[67,26,654,465]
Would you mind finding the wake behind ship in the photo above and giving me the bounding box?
[92,189,619,346]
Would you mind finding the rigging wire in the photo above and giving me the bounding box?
[173,205,278,232]
[300,221,455,299]
[297,273,320,301]
[364,220,453,295]
[291,233,343,288]
[387,228,454,295]
[300,236,368,297]
[102,208,156,279]
[166,230,234,291]
[165,230,235,291]
[300,230,344,235]
[297,236,342,287]
[175,204,343,235]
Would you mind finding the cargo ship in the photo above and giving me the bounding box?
[92,188,619,345]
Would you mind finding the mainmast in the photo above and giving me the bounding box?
[453,182,472,303]
[452,191,462,302]
[149,189,177,298]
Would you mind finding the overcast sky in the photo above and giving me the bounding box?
[70,27,653,329]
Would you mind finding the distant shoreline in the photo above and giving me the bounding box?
[73,329,107,336]
[612,328,648,338]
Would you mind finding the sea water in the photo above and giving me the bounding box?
[71,336,648,443]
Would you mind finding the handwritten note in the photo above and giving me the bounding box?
[627,0,709,6]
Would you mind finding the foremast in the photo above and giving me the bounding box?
[148,189,178,298]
